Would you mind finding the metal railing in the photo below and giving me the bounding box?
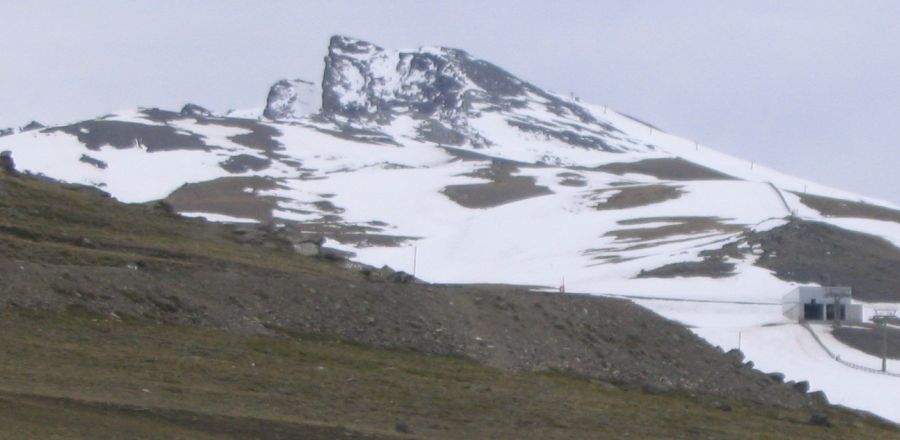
[800,322,900,378]
[765,181,794,216]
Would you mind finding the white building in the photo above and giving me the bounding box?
[782,286,863,323]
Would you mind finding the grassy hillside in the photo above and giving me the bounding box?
[0,172,897,438]
[0,308,896,439]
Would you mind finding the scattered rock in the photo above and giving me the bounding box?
[707,401,732,412]
[792,381,810,394]
[364,265,415,284]
[641,383,672,395]
[808,413,831,427]
[394,421,411,434]
[318,246,354,261]
[219,154,271,173]
[767,372,785,383]
[150,201,176,216]
[180,103,213,118]
[79,154,108,169]
[808,390,829,405]
[725,349,744,365]
[1,151,16,174]
[295,242,321,257]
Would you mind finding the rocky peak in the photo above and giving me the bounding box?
[265,36,636,152]
[263,79,320,121]
[20,121,45,132]
[320,35,539,124]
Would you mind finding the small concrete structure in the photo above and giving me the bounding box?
[782,286,863,323]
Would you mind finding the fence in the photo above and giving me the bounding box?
[801,322,900,378]
[765,181,794,217]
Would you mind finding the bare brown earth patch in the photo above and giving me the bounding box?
[596,158,736,181]
[442,160,552,208]
[831,326,900,360]
[281,221,415,248]
[48,120,209,152]
[634,237,746,279]
[442,178,552,208]
[591,185,683,210]
[608,217,744,241]
[196,117,283,153]
[557,172,587,187]
[796,193,900,224]
[602,217,744,278]
[163,176,411,248]
[164,176,285,222]
[219,154,271,173]
[584,235,733,266]
[585,218,743,267]
[439,146,550,171]
[744,220,900,302]
[638,258,736,279]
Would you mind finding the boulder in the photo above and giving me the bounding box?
[808,413,831,427]
[1,151,16,174]
[180,103,213,118]
[79,154,108,169]
[792,380,810,394]
[263,79,320,120]
[808,390,829,405]
[295,241,321,257]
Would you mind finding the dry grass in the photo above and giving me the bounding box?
[0,309,895,440]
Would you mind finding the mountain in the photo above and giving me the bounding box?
[1,35,899,422]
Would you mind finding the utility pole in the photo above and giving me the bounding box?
[884,321,888,372]
[825,288,850,328]
[873,309,896,372]
[412,246,418,277]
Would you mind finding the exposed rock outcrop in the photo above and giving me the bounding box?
[318,35,628,151]
[180,103,213,118]
[0,151,15,174]
[20,121,45,132]
[263,79,320,120]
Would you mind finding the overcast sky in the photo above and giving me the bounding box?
[3,0,898,204]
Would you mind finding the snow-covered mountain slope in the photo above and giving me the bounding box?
[2,35,900,421]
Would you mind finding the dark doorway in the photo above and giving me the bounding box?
[804,302,823,320]
[826,304,846,321]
